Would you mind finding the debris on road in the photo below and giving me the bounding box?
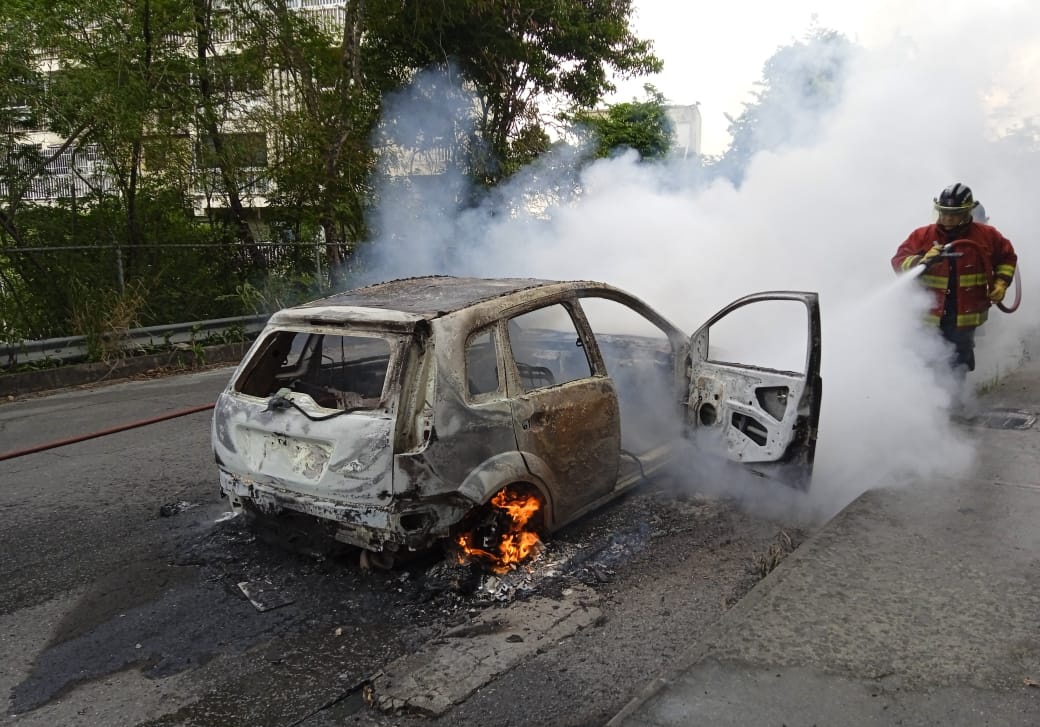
[159,500,199,517]
[237,580,295,612]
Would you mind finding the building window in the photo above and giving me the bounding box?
[211,53,264,95]
[195,132,267,169]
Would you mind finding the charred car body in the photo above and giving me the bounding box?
[212,276,822,559]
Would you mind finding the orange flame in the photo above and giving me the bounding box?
[456,489,543,573]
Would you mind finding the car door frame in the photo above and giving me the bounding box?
[570,287,692,486]
[684,291,822,490]
[500,295,623,528]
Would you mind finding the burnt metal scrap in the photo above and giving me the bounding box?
[211,275,823,564]
[237,580,295,612]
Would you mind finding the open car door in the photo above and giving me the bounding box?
[685,292,822,490]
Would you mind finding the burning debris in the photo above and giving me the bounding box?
[455,488,545,574]
[423,559,544,605]
[423,502,660,605]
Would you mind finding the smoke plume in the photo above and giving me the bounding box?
[361,7,1040,523]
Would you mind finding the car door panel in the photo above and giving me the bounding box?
[504,303,621,525]
[686,292,822,488]
[510,378,621,524]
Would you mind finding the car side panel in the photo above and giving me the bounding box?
[415,318,520,498]
[510,377,621,523]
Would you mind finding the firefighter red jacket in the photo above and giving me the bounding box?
[892,222,1017,329]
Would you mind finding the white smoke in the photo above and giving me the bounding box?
[360,5,1040,522]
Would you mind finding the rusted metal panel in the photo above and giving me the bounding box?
[418,315,520,499]
[298,276,561,317]
[510,379,621,523]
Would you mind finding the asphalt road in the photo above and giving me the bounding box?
[0,369,798,727]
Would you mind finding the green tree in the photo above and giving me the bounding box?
[1,0,664,340]
[191,0,271,266]
[2,1,207,337]
[569,85,673,160]
[0,0,64,247]
[366,0,661,185]
[224,0,393,280]
[32,0,199,260]
[0,0,44,339]
[710,26,854,185]
[0,0,254,341]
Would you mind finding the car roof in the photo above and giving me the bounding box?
[295,275,568,319]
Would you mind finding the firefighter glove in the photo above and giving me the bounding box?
[919,245,943,266]
[989,278,1008,303]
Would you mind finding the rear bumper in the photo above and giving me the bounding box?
[218,469,466,551]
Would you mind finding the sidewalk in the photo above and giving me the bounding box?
[608,357,1040,726]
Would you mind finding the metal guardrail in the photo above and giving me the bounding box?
[1,314,269,368]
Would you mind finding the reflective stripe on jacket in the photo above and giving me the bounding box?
[891,222,1018,330]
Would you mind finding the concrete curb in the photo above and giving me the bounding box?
[0,341,250,399]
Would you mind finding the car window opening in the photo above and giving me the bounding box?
[578,295,679,456]
[507,304,592,393]
[235,330,392,411]
[466,328,501,397]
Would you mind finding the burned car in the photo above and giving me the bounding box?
[212,276,821,567]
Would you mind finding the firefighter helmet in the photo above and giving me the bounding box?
[934,182,978,230]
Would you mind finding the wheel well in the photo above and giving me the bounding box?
[452,481,550,538]
[496,481,548,532]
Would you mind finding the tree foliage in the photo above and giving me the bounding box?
[225,0,389,277]
[709,27,854,185]
[570,85,673,160]
[0,0,660,345]
[365,0,661,184]
[0,0,55,244]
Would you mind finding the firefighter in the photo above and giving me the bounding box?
[891,182,1017,375]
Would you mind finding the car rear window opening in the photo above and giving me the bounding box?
[235,330,392,411]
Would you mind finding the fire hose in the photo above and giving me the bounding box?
[0,403,215,462]
[924,238,1022,313]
